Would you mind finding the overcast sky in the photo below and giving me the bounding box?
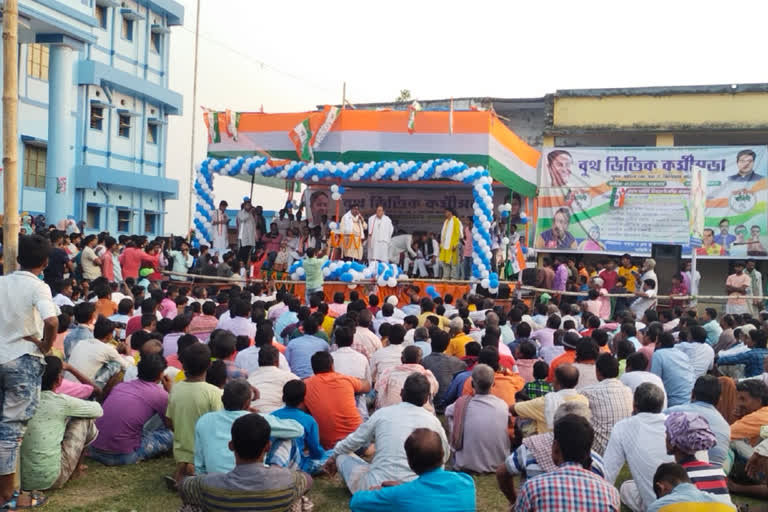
[163,0,768,234]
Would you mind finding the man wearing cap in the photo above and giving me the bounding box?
[236,198,257,263]
[664,412,734,507]
[211,200,229,257]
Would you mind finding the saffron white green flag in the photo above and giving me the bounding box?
[289,118,313,161]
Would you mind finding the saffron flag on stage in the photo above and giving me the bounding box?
[289,118,314,161]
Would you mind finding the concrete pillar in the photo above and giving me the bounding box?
[656,133,675,147]
[45,44,75,221]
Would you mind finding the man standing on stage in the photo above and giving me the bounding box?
[211,200,229,257]
[236,197,257,263]
[439,208,462,280]
[340,204,366,261]
[368,205,393,266]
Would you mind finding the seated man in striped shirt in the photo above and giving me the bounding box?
[179,413,312,512]
[664,411,734,509]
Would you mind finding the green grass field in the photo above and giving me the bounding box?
[39,455,765,511]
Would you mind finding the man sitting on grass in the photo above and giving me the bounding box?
[66,316,131,390]
[89,354,174,466]
[350,428,476,512]
[179,413,312,511]
[194,378,303,475]
[20,356,103,492]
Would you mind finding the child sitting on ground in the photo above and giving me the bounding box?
[522,361,553,399]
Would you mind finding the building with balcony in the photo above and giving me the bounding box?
[0,0,183,235]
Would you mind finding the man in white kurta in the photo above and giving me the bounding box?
[235,199,257,262]
[388,234,417,273]
[211,201,229,257]
[367,206,393,265]
[340,205,366,261]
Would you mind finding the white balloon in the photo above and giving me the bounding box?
[331,192,341,201]
[296,267,305,276]
[387,277,397,287]
[481,270,489,278]
[502,237,510,245]
[311,175,319,182]
[322,268,331,277]
[481,278,490,288]
[331,184,339,193]
[483,221,491,230]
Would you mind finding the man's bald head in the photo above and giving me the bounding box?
[554,363,579,390]
[405,428,444,475]
[139,339,163,357]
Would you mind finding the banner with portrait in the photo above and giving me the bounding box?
[304,185,511,235]
[535,146,768,258]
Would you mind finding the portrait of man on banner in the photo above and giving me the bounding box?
[729,149,763,182]
[535,207,577,250]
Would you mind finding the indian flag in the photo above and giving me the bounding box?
[407,100,421,134]
[610,187,627,208]
[511,239,526,275]
[289,118,313,161]
[311,106,340,149]
[225,110,241,141]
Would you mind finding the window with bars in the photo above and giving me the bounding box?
[118,113,131,138]
[147,123,158,144]
[95,4,107,29]
[26,44,49,81]
[117,209,131,232]
[90,106,104,130]
[23,145,47,189]
[144,213,158,234]
[121,17,133,41]
[151,32,161,53]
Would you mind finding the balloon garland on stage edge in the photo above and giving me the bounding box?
[192,156,501,293]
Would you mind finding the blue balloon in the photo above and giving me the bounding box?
[521,247,528,254]
[520,217,528,225]
[338,186,345,194]
[351,262,365,272]
[339,272,354,283]
[501,210,510,218]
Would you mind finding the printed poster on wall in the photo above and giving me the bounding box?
[535,146,768,258]
[304,186,511,235]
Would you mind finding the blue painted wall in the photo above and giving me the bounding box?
[1,0,183,236]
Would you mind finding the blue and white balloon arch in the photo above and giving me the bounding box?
[192,156,502,292]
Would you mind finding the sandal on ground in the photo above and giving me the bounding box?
[1,490,48,509]
[164,475,178,492]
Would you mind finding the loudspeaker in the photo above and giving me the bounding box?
[651,244,682,295]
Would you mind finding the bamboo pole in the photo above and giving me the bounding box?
[2,0,19,273]
[184,0,201,234]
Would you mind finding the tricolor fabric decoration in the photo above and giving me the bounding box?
[192,156,503,293]
[289,118,313,161]
[449,98,454,135]
[206,109,540,195]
